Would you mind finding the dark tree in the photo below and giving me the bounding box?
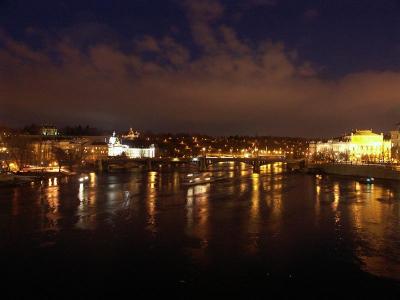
[52,146,86,172]
[3,135,36,170]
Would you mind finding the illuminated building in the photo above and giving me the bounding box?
[390,123,400,162]
[26,137,110,166]
[31,139,86,166]
[108,132,155,158]
[84,142,108,161]
[122,128,140,140]
[310,130,391,163]
[41,125,58,136]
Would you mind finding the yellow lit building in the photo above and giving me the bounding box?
[84,142,108,161]
[310,130,391,163]
[31,139,85,166]
[390,123,400,162]
[122,128,140,140]
[41,125,58,136]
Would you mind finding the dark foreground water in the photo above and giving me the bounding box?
[1,162,400,298]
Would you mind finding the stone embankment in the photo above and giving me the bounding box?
[307,163,400,181]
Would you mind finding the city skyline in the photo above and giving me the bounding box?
[3,2,400,296]
[1,122,397,140]
[1,0,400,136]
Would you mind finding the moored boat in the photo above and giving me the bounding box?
[181,173,229,186]
[358,177,375,184]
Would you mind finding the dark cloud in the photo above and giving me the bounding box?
[303,8,320,20]
[1,0,399,137]
[245,0,277,7]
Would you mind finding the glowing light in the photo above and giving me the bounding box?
[311,129,391,162]
[8,162,18,172]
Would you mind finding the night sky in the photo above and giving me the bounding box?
[1,0,400,137]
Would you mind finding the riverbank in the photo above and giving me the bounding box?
[0,171,74,187]
[307,163,400,181]
[0,173,38,187]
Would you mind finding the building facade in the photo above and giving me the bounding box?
[309,130,391,163]
[122,128,140,140]
[84,141,108,162]
[31,139,86,166]
[391,123,400,162]
[41,125,58,136]
[108,132,155,158]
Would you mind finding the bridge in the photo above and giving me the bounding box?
[98,155,305,173]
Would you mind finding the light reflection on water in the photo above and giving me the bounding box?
[186,183,210,255]
[1,163,400,282]
[313,174,400,280]
[146,171,158,234]
[44,179,59,231]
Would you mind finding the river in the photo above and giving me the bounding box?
[1,162,400,297]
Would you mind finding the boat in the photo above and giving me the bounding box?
[78,174,89,182]
[358,177,375,184]
[181,173,229,186]
[0,173,39,187]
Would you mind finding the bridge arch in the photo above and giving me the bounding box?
[198,156,287,172]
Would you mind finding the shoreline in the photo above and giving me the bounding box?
[0,171,75,187]
[306,163,400,181]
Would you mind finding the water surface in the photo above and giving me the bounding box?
[1,162,400,297]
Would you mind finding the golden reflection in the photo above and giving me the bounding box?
[158,173,162,189]
[355,181,361,196]
[271,182,282,213]
[239,182,247,195]
[147,171,158,233]
[186,183,210,254]
[316,185,321,197]
[246,173,261,254]
[89,172,96,188]
[75,181,97,230]
[273,162,283,174]
[314,176,322,220]
[77,183,86,228]
[273,182,282,190]
[47,185,59,214]
[44,181,60,231]
[186,193,194,229]
[265,172,282,232]
[327,179,400,281]
[259,164,267,173]
[148,171,157,190]
[78,183,85,202]
[240,163,248,177]
[173,172,180,192]
[332,182,340,211]
[77,183,86,220]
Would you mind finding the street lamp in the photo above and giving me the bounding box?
[202,147,206,157]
